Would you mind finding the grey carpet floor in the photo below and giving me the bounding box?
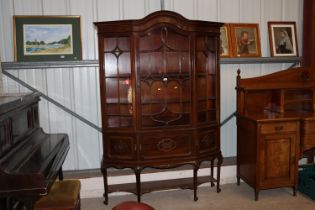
[81,183,315,210]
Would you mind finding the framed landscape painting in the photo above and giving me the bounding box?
[268,21,298,57]
[230,23,261,57]
[14,16,82,62]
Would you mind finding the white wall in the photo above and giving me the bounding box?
[0,0,303,170]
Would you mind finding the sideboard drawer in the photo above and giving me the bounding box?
[260,122,298,134]
[140,133,193,160]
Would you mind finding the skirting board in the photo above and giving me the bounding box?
[79,165,237,199]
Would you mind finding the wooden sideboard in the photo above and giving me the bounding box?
[236,67,315,200]
[94,11,223,204]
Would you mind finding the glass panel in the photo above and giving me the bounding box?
[139,28,163,51]
[105,78,118,103]
[150,81,166,102]
[196,51,207,73]
[166,80,181,101]
[139,52,163,76]
[208,99,216,110]
[119,78,132,103]
[196,36,217,74]
[118,53,131,75]
[166,52,190,74]
[197,76,207,100]
[198,111,207,123]
[104,53,117,76]
[138,26,191,127]
[107,116,132,128]
[104,38,116,51]
[208,75,216,98]
[208,110,216,122]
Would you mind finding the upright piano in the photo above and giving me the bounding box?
[236,67,315,200]
[0,92,69,210]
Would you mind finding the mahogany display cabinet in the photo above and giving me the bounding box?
[94,11,223,204]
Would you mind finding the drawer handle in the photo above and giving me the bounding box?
[274,125,283,131]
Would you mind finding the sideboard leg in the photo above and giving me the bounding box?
[216,153,223,193]
[255,190,259,201]
[210,159,215,187]
[135,168,141,203]
[293,186,297,196]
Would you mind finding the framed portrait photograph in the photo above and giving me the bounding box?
[220,24,232,57]
[268,21,298,57]
[230,23,261,57]
[14,16,82,62]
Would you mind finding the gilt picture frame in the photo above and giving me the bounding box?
[230,23,261,57]
[268,21,298,57]
[220,24,232,57]
[14,15,82,62]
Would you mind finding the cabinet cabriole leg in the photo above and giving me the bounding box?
[210,159,215,187]
[102,167,108,205]
[135,168,141,203]
[193,166,198,201]
[216,153,223,193]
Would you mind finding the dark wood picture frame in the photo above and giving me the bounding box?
[230,23,261,57]
[220,24,232,57]
[14,15,82,62]
[268,21,298,57]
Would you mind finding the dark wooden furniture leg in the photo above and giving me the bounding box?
[216,153,223,193]
[210,159,215,187]
[135,168,141,203]
[102,167,108,205]
[255,190,259,201]
[293,186,297,196]
[193,165,199,201]
[58,167,63,181]
[237,159,240,186]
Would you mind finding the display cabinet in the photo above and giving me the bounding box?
[95,11,223,204]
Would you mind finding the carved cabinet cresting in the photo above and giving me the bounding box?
[94,11,223,204]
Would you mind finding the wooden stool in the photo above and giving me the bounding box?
[112,201,154,210]
[34,180,81,210]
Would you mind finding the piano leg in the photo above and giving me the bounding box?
[58,167,64,181]
[0,198,6,210]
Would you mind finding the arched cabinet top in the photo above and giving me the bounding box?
[94,10,223,34]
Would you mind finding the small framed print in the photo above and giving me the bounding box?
[220,24,232,57]
[268,21,298,57]
[230,23,261,57]
[14,15,82,62]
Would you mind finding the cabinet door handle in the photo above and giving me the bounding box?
[274,125,283,131]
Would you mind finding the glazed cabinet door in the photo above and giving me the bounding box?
[102,37,133,128]
[137,26,192,128]
[258,122,299,188]
[195,35,218,125]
